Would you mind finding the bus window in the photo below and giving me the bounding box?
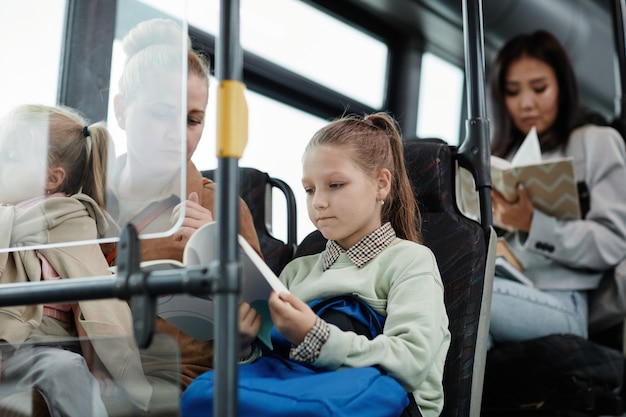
[145,0,388,109]
[239,0,387,109]
[416,52,464,146]
[140,0,220,37]
[0,0,65,117]
[192,83,326,244]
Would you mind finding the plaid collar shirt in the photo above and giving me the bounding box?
[322,222,396,271]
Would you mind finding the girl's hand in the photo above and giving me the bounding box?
[492,184,534,232]
[172,192,214,241]
[268,292,317,345]
[239,302,261,358]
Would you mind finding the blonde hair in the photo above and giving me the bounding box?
[1,104,111,207]
[305,112,420,243]
[118,18,210,102]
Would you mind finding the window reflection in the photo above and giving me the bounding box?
[192,85,326,244]
[143,0,388,108]
[106,13,190,239]
[0,0,65,116]
[416,52,464,146]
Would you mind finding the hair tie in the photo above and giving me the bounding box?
[363,117,375,127]
[83,126,93,157]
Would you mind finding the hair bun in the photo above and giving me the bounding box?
[122,18,185,61]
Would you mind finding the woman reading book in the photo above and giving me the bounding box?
[109,18,263,391]
[487,30,626,347]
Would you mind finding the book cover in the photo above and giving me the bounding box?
[457,127,581,227]
[490,155,581,221]
[156,222,288,348]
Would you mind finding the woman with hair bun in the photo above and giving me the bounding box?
[108,18,262,393]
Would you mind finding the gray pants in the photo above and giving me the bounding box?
[1,344,108,417]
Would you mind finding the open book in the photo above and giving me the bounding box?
[494,256,534,287]
[458,127,581,228]
[155,222,288,348]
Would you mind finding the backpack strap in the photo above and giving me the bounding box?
[309,295,423,417]
[310,295,385,339]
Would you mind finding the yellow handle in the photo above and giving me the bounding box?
[216,80,248,158]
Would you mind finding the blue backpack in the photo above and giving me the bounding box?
[181,295,415,417]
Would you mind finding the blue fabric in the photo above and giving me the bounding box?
[181,295,409,417]
[489,277,588,348]
[270,295,386,357]
[181,355,409,417]
[309,296,386,335]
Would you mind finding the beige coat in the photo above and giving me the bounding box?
[0,194,152,410]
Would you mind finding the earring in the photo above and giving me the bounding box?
[381,199,385,206]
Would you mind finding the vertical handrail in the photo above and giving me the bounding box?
[214,0,248,416]
[459,2,493,417]
[612,0,626,120]
[458,0,492,232]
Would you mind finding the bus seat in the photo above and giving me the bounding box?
[295,139,496,417]
[293,229,326,258]
[202,167,297,276]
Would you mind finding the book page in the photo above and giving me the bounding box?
[495,257,534,287]
[490,155,512,171]
[510,126,541,166]
[156,222,288,347]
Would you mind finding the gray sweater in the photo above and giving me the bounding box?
[505,125,626,290]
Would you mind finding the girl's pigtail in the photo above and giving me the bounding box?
[80,122,110,208]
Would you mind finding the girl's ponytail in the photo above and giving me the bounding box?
[368,113,421,243]
[80,122,111,208]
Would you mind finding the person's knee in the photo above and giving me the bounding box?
[42,349,89,378]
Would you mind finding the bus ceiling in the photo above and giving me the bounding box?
[314,0,618,118]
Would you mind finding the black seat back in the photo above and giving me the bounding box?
[202,167,297,276]
[295,140,495,417]
[404,140,492,417]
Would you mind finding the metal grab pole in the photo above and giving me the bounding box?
[214,0,248,416]
[460,2,492,417]
[0,224,218,348]
[458,0,492,231]
[612,0,626,120]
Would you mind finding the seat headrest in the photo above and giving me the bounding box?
[403,140,454,213]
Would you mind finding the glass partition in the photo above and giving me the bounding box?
[0,0,190,252]
[0,334,181,416]
[0,4,189,411]
[105,1,189,241]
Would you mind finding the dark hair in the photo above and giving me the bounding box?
[489,30,581,156]
[304,112,421,243]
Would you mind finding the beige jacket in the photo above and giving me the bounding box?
[0,193,152,410]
